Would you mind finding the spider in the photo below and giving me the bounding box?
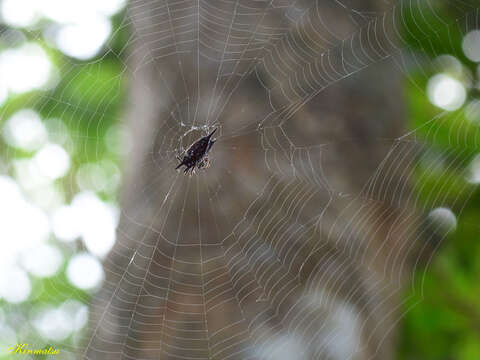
[175,129,217,175]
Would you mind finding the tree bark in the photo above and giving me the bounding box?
[85,0,423,359]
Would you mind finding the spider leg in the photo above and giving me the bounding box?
[183,163,194,175]
[175,154,186,170]
[203,157,210,169]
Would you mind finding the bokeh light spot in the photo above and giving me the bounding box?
[55,18,111,60]
[0,266,31,303]
[33,143,70,180]
[427,73,466,111]
[0,0,40,28]
[462,30,480,62]
[0,43,52,94]
[0,176,50,265]
[51,205,81,242]
[66,252,104,290]
[2,109,47,151]
[21,243,63,278]
[465,100,480,124]
[428,207,457,235]
[467,153,480,184]
[71,192,118,257]
[33,306,72,341]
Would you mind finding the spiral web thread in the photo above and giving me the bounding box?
[87,1,479,359]
[2,0,479,359]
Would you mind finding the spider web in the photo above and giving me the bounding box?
[2,0,479,359]
[82,1,480,359]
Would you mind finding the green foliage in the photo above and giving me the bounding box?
[0,8,129,354]
[398,2,480,358]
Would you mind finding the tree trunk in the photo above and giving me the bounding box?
[84,0,422,359]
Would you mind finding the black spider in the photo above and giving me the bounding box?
[175,129,217,175]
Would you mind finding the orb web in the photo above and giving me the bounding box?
[0,0,479,359]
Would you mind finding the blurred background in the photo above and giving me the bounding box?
[0,0,478,359]
[0,0,127,357]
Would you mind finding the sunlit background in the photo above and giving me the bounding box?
[0,0,479,359]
